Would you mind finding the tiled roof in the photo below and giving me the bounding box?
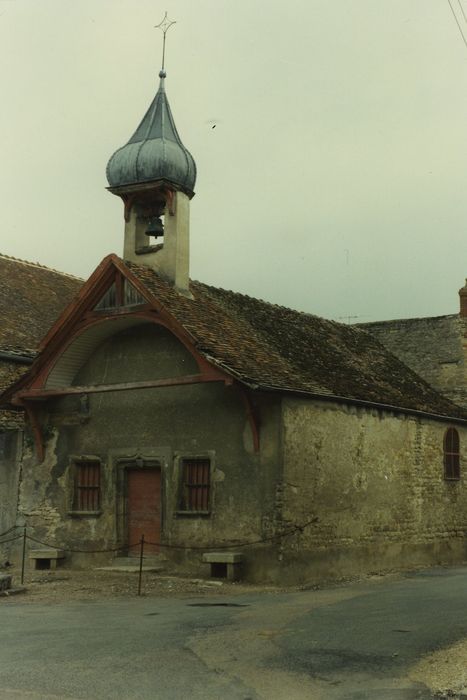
[126,261,467,420]
[0,253,464,422]
[0,255,83,429]
[0,254,83,349]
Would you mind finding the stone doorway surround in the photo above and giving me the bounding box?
[127,466,161,554]
[109,447,171,556]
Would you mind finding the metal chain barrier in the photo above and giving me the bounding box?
[4,517,318,555]
[0,517,319,595]
[0,534,22,546]
[143,516,319,551]
[0,525,21,539]
[25,534,140,555]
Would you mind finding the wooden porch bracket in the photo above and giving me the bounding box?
[166,188,175,216]
[122,193,136,222]
[237,387,260,453]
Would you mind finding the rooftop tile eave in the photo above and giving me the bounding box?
[200,351,329,394]
[212,369,466,422]
[266,386,467,423]
[0,346,37,359]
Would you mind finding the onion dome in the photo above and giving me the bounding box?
[106,71,196,197]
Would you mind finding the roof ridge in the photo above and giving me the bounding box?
[0,253,84,281]
[359,314,459,326]
[192,280,338,324]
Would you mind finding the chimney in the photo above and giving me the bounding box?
[459,280,467,317]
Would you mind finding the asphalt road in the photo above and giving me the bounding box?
[2,566,467,699]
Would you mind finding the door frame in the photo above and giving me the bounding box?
[111,449,170,554]
[125,462,162,554]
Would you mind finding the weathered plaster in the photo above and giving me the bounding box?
[15,325,282,574]
[0,429,22,561]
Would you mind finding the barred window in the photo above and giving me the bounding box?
[444,428,460,481]
[74,461,101,511]
[180,458,211,512]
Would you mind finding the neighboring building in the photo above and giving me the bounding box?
[2,69,467,584]
[361,282,467,409]
[0,255,82,546]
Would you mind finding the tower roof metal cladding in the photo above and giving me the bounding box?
[106,70,196,196]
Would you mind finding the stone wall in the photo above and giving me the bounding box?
[361,315,467,407]
[275,397,467,584]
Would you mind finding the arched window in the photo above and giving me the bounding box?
[444,428,460,480]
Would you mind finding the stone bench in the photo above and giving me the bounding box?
[29,549,65,570]
[0,573,12,591]
[202,552,243,581]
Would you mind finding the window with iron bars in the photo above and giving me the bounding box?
[444,428,460,481]
[179,458,211,512]
[74,461,101,511]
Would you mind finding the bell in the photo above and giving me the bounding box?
[145,216,164,238]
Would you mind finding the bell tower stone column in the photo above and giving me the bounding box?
[158,191,190,292]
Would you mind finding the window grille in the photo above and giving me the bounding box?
[444,428,460,480]
[94,279,146,310]
[74,461,101,511]
[95,283,117,310]
[124,279,146,306]
[180,459,211,512]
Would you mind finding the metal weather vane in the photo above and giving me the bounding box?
[155,12,176,74]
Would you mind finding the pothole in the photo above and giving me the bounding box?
[187,602,250,608]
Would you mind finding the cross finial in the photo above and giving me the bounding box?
[155,12,176,76]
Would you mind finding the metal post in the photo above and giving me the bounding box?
[21,526,27,585]
[138,534,145,596]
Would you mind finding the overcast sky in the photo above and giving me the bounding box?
[1,0,467,323]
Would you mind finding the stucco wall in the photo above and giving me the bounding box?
[17,324,282,573]
[278,397,467,584]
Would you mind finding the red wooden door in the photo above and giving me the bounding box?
[127,468,161,554]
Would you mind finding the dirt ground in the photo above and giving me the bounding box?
[0,563,413,604]
[409,642,467,698]
[0,565,283,604]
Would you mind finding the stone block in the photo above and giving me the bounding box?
[29,549,65,570]
[202,552,243,581]
[202,552,243,564]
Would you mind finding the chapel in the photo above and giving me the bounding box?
[1,59,467,584]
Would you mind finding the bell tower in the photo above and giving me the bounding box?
[106,15,196,295]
